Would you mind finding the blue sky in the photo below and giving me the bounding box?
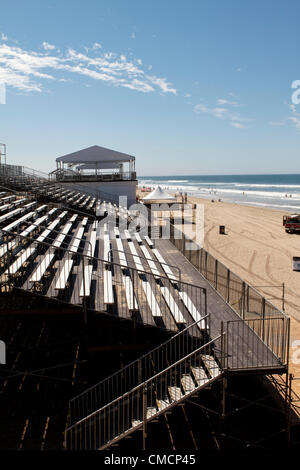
[1,0,300,175]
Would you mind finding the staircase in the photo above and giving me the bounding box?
[65,318,224,450]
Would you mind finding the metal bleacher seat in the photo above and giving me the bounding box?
[28,252,55,285]
[4,246,36,277]
[54,256,73,291]
[123,230,162,318]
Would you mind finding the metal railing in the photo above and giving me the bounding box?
[0,163,134,206]
[69,314,210,425]
[170,223,288,322]
[65,333,223,450]
[0,226,207,333]
[55,171,136,182]
[222,317,290,370]
[169,223,290,369]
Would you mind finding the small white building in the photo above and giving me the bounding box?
[50,145,137,206]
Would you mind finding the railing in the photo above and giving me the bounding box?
[65,334,223,450]
[222,317,290,370]
[0,226,207,335]
[0,163,134,206]
[69,314,210,425]
[169,223,290,368]
[55,171,136,182]
[169,223,288,321]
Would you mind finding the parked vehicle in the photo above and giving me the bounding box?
[283,214,300,233]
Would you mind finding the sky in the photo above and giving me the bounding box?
[0,0,300,176]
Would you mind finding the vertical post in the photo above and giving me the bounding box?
[142,383,147,450]
[226,269,230,303]
[220,321,224,369]
[215,259,218,290]
[82,255,87,326]
[262,297,266,342]
[242,282,246,320]
[221,377,226,419]
[282,282,285,311]
[286,373,292,448]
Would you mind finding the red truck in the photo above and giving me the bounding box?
[283,214,300,233]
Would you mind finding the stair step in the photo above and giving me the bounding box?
[180,374,196,393]
[201,355,221,378]
[191,366,209,386]
[132,419,142,428]
[157,398,171,410]
[131,407,157,429]
[147,407,157,419]
[168,385,184,402]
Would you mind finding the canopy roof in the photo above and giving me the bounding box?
[56,145,134,164]
[142,186,176,201]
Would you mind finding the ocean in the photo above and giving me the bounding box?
[138,174,300,212]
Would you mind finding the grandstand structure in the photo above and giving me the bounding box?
[0,158,298,451]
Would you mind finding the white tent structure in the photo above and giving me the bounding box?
[142,186,176,202]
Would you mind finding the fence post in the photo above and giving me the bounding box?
[142,383,147,450]
[242,282,246,320]
[262,297,266,342]
[220,321,224,369]
[226,269,230,303]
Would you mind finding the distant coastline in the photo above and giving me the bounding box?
[138,174,300,212]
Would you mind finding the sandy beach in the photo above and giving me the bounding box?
[138,188,300,395]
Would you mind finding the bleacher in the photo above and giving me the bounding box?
[0,188,207,334]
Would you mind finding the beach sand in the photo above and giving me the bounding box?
[137,188,300,397]
[187,196,300,396]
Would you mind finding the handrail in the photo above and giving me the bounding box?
[69,313,210,405]
[66,333,223,433]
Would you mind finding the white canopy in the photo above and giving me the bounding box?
[56,145,135,164]
[142,186,176,202]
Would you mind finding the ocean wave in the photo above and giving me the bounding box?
[195,187,300,199]
[167,179,189,183]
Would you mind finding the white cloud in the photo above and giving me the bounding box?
[184,93,191,98]
[231,122,244,129]
[147,75,177,95]
[288,116,300,130]
[0,42,177,96]
[131,32,136,39]
[194,99,250,128]
[92,42,102,50]
[42,42,55,51]
[217,98,238,106]
[1,33,8,41]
